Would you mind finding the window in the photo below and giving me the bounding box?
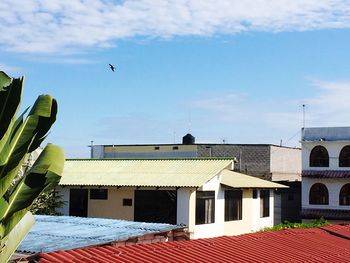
[172,146,179,150]
[225,190,242,221]
[90,189,108,200]
[123,198,132,206]
[260,190,270,217]
[196,191,215,225]
[252,190,258,199]
[154,146,160,150]
[310,146,329,167]
[339,184,350,206]
[309,183,328,205]
[339,146,350,167]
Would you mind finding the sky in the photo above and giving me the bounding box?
[1,0,350,158]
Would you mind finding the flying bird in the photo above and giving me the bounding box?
[109,64,116,72]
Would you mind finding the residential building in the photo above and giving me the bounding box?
[30,224,350,263]
[301,127,350,221]
[90,135,301,223]
[57,158,286,239]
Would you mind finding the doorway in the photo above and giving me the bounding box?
[69,189,88,217]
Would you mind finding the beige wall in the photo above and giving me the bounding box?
[88,188,134,220]
[224,189,253,236]
[270,146,301,181]
[104,145,197,153]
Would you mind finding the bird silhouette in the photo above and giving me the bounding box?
[109,64,116,72]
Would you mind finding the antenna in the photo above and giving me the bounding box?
[302,104,306,128]
[90,140,94,158]
[188,111,192,133]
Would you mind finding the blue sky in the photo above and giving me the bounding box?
[1,1,350,157]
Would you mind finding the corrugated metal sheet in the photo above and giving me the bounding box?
[37,225,350,263]
[321,224,350,239]
[302,208,350,220]
[302,170,350,178]
[17,215,182,253]
[220,170,288,189]
[59,159,233,187]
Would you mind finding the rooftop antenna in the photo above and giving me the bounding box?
[90,140,94,158]
[188,110,192,133]
[302,104,306,128]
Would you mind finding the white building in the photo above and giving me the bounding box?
[58,158,286,239]
[301,127,350,221]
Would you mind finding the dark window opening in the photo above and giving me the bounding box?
[172,146,179,150]
[339,146,350,167]
[253,190,258,199]
[123,198,133,206]
[260,190,270,218]
[69,189,88,217]
[196,191,215,225]
[134,190,177,224]
[154,146,160,150]
[309,183,329,205]
[90,189,108,200]
[339,183,350,206]
[310,146,329,167]
[225,190,242,221]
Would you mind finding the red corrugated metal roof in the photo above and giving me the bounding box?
[321,224,350,239]
[36,225,350,263]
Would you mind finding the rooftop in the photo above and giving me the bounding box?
[60,158,233,187]
[302,126,350,141]
[17,215,183,253]
[59,158,286,189]
[34,224,350,263]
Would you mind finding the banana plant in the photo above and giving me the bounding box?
[0,71,64,262]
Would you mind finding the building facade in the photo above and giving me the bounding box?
[58,159,286,239]
[301,127,350,221]
[90,137,301,223]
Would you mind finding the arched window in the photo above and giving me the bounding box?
[310,146,329,167]
[309,183,329,205]
[339,184,350,206]
[339,146,350,167]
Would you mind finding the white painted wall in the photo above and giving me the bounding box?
[302,141,350,170]
[302,178,350,210]
[191,174,225,239]
[251,190,274,232]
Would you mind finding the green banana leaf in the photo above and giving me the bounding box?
[0,144,64,236]
[0,95,57,198]
[0,211,34,263]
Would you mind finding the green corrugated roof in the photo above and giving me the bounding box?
[220,170,288,189]
[60,159,233,187]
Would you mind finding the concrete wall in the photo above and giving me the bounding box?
[270,146,301,182]
[302,141,350,170]
[88,188,134,220]
[101,145,198,158]
[302,178,350,210]
[197,145,271,178]
[59,183,275,239]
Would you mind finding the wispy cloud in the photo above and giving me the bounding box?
[0,63,22,75]
[1,0,350,54]
[186,79,350,145]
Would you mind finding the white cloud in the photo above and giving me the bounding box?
[1,0,350,53]
[186,79,350,146]
[0,63,22,75]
